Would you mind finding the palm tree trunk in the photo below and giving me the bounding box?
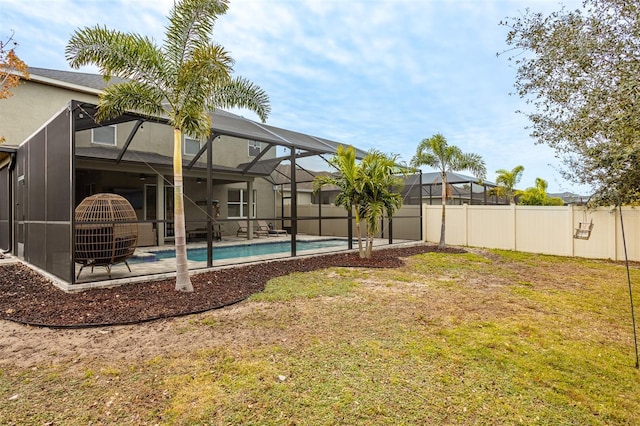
[366,230,374,259]
[355,208,364,258]
[173,128,193,292]
[439,175,447,249]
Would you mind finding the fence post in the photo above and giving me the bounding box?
[570,205,575,258]
[463,203,469,246]
[610,207,618,261]
[511,204,517,251]
[422,204,426,242]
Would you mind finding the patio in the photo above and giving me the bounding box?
[70,235,410,289]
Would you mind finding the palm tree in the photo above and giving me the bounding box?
[489,165,525,204]
[313,145,366,257]
[66,0,270,292]
[314,146,409,259]
[359,150,407,258]
[518,177,564,206]
[410,133,486,249]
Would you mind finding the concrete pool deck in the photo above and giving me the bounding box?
[57,235,418,292]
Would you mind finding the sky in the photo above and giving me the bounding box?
[1,0,588,194]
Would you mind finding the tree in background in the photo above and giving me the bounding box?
[502,0,640,207]
[411,134,486,249]
[489,165,524,204]
[66,0,270,292]
[518,178,564,206]
[313,146,408,259]
[0,32,29,143]
[505,0,640,369]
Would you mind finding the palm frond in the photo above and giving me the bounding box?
[171,103,211,140]
[452,152,487,179]
[66,25,165,89]
[95,81,165,122]
[312,174,338,193]
[209,76,271,122]
[164,0,229,73]
[172,43,234,110]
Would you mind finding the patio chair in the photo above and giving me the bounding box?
[257,220,287,237]
[236,220,268,238]
[254,222,269,238]
[75,194,138,279]
[236,220,248,237]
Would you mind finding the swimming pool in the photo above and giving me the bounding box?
[133,239,349,263]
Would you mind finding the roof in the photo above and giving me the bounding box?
[423,171,493,185]
[27,68,368,163]
[28,67,127,93]
[405,171,495,187]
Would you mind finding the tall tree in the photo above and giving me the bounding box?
[66,0,270,291]
[411,134,486,249]
[489,165,524,204]
[502,0,640,207]
[518,177,564,206]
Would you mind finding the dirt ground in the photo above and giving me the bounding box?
[0,243,463,368]
[0,302,271,368]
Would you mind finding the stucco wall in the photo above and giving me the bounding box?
[0,80,98,146]
[3,79,276,172]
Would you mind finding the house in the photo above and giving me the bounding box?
[273,168,505,207]
[0,67,369,284]
[404,172,505,206]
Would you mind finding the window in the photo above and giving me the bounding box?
[311,191,334,205]
[92,125,116,146]
[248,140,261,157]
[184,135,201,156]
[227,189,257,218]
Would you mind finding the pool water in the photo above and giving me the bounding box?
[134,239,349,263]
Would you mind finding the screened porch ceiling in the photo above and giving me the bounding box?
[72,101,367,180]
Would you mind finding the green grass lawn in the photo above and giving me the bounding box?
[1,249,639,425]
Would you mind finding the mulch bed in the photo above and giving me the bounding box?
[0,244,465,328]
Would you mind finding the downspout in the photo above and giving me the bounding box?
[2,151,16,253]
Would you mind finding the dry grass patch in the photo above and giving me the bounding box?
[1,248,639,424]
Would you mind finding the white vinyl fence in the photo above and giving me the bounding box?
[423,205,640,262]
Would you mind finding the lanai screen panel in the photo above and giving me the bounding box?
[210,111,289,146]
[22,109,73,282]
[46,110,72,280]
[27,129,46,223]
[257,124,334,154]
[25,128,46,270]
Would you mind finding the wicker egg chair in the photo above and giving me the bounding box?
[75,193,138,279]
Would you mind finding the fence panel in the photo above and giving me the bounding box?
[467,205,514,250]
[515,206,572,256]
[423,204,640,262]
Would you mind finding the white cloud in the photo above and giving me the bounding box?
[1,0,588,193]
